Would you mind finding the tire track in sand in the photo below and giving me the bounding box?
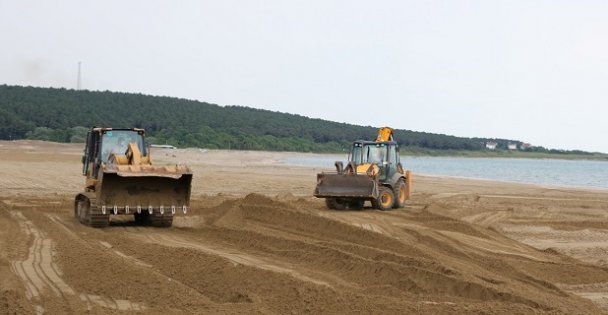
[8,210,146,313]
[129,229,331,287]
[462,210,512,227]
[9,211,73,314]
[47,214,222,302]
[557,282,608,309]
[46,214,153,268]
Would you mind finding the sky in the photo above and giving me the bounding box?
[1,0,607,152]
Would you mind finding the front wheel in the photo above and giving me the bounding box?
[372,187,395,211]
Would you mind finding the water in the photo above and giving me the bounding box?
[285,155,608,189]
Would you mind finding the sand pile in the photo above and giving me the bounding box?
[165,193,606,313]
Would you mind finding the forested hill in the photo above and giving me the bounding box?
[0,85,561,153]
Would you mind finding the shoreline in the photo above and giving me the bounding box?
[2,139,607,161]
[2,140,608,193]
[416,173,608,193]
[280,152,608,192]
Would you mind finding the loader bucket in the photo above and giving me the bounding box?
[314,173,378,199]
[98,165,192,209]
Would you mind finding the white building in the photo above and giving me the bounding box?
[507,143,517,150]
[485,141,498,150]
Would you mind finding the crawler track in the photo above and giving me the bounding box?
[74,193,109,228]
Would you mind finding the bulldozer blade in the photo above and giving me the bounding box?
[314,173,378,199]
[98,171,192,209]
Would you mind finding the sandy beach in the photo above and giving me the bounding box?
[1,140,608,314]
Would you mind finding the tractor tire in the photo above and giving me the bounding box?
[348,199,364,210]
[372,186,395,211]
[392,179,407,209]
[326,198,347,210]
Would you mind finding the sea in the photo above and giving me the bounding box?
[284,155,608,190]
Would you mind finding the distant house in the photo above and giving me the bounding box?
[507,143,517,150]
[485,141,498,150]
[520,143,532,150]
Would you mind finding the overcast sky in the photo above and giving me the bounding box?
[1,0,607,152]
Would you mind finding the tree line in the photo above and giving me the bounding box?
[0,84,589,154]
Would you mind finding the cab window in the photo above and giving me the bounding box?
[100,130,144,162]
[389,145,398,165]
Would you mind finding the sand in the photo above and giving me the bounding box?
[1,140,608,314]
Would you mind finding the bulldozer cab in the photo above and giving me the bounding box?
[349,141,400,180]
[76,127,192,228]
[82,128,147,178]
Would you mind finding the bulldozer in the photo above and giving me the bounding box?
[74,127,192,227]
[314,127,412,210]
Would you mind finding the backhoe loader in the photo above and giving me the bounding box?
[74,127,192,227]
[314,127,412,210]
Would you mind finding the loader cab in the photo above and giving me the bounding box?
[349,141,400,179]
[81,128,147,178]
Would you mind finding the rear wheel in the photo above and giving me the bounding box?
[325,198,347,210]
[392,180,407,209]
[372,187,395,211]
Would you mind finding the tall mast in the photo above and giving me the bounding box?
[77,61,82,90]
